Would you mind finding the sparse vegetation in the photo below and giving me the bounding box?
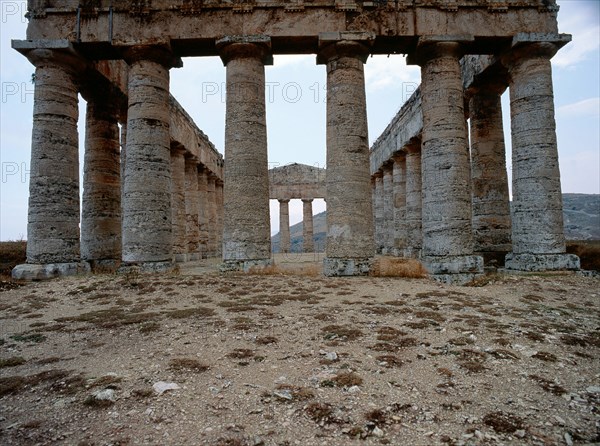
[369,257,428,278]
[567,240,600,271]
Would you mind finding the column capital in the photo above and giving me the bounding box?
[404,138,422,154]
[391,152,405,163]
[501,37,569,71]
[317,38,372,65]
[382,161,394,173]
[122,44,182,68]
[301,198,314,203]
[17,46,88,75]
[216,36,273,66]
[278,198,290,204]
[407,36,474,66]
[372,170,383,179]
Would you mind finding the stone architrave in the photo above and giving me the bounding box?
[502,40,579,271]
[319,37,375,276]
[185,156,200,260]
[279,199,291,253]
[382,164,394,254]
[404,142,422,258]
[412,39,483,283]
[469,84,512,266]
[302,199,314,253]
[12,47,91,280]
[218,36,273,271]
[392,153,407,256]
[81,96,122,269]
[121,45,181,271]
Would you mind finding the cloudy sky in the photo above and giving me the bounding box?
[0,0,598,240]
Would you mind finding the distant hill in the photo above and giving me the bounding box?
[271,194,599,252]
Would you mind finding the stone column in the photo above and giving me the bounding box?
[404,142,422,258]
[197,167,209,258]
[12,48,89,281]
[392,153,407,256]
[206,174,217,257]
[319,37,375,276]
[412,40,483,283]
[502,41,579,271]
[185,156,200,261]
[302,199,315,253]
[121,46,181,270]
[469,84,512,267]
[279,199,291,253]
[215,180,224,257]
[218,36,272,271]
[81,96,122,269]
[382,163,394,254]
[170,146,187,262]
[373,172,384,253]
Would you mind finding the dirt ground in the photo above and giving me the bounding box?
[0,255,599,446]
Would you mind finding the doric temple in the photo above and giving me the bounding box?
[12,0,579,283]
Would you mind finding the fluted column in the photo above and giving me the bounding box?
[81,96,122,268]
[121,46,180,269]
[392,154,407,256]
[170,146,187,262]
[197,167,209,258]
[373,172,384,253]
[469,84,512,266]
[12,48,89,280]
[502,41,579,271]
[218,36,272,270]
[404,142,422,258]
[319,37,374,275]
[302,199,314,253]
[412,40,483,283]
[206,174,217,257]
[279,199,291,253]
[382,164,394,254]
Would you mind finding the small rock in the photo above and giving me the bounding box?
[94,389,116,402]
[585,386,600,394]
[347,385,361,394]
[515,430,526,438]
[274,390,293,401]
[372,427,384,438]
[152,382,180,395]
[554,415,566,425]
[564,432,573,446]
[325,352,338,361]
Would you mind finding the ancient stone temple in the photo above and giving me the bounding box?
[12,0,578,282]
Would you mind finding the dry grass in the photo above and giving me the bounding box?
[168,358,209,373]
[567,240,600,271]
[369,257,427,278]
[0,240,26,277]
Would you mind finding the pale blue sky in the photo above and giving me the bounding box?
[1,1,598,240]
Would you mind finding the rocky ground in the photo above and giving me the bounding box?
[0,257,599,446]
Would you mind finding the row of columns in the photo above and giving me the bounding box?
[372,38,579,281]
[13,45,224,280]
[277,198,316,253]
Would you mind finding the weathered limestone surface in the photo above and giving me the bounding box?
[206,175,217,258]
[185,157,200,261]
[302,199,314,253]
[19,49,84,267]
[404,144,422,258]
[469,86,512,266]
[121,46,177,265]
[503,40,579,271]
[373,173,384,254]
[415,40,483,283]
[392,154,407,256]
[171,147,187,262]
[320,38,374,276]
[197,168,209,258]
[279,200,291,253]
[81,97,122,266]
[219,37,272,271]
[382,164,394,254]
[215,180,224,256]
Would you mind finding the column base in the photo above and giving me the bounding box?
[220,258,273,273]
[12,262,91,281]
[503,253,580,272]
[88,259,121,274]
[423,255,484,285]
[323,257,372,277]
[475,250,510,269]
[117,261,176,275]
